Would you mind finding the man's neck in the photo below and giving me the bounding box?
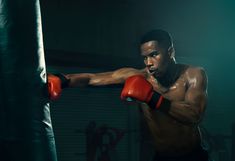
[157,62,185,88]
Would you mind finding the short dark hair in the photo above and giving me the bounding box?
[140,29,173,50]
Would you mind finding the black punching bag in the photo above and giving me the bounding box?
[0,0,57,161]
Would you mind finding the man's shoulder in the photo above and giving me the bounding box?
[175,64,205,78]
[184,65,206,77]
[182,65,207,86]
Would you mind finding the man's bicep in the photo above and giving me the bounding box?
[185,69,208,113]
[185,88,207,114]
[89,67,145,86]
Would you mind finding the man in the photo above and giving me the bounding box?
[48,29,209,161]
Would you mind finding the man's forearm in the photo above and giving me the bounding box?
[65,73,92,87]
[167,101,202,125]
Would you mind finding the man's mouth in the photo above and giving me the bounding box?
[148,69,157,75]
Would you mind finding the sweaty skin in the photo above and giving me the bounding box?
[65,41,208,157]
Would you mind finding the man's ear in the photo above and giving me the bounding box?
[168,46,175,58]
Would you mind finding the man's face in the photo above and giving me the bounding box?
[141,40,171,78]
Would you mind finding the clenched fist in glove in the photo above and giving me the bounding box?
[121,75,171,110]
[47,73,70,100]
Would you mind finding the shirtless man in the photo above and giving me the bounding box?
[48,29,209,161]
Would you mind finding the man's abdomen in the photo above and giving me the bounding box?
[142,108,201,156]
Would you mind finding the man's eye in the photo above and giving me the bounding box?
[152,52,159,57]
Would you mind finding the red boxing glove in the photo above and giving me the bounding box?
[121,75,170,110]
[47,73,70,100]
[47,74,62,100]
[121,75,153,102]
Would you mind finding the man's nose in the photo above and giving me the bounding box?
[146,57,153,66]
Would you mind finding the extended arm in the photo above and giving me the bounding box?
[47,67,146,100]
[65,67,146,87]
